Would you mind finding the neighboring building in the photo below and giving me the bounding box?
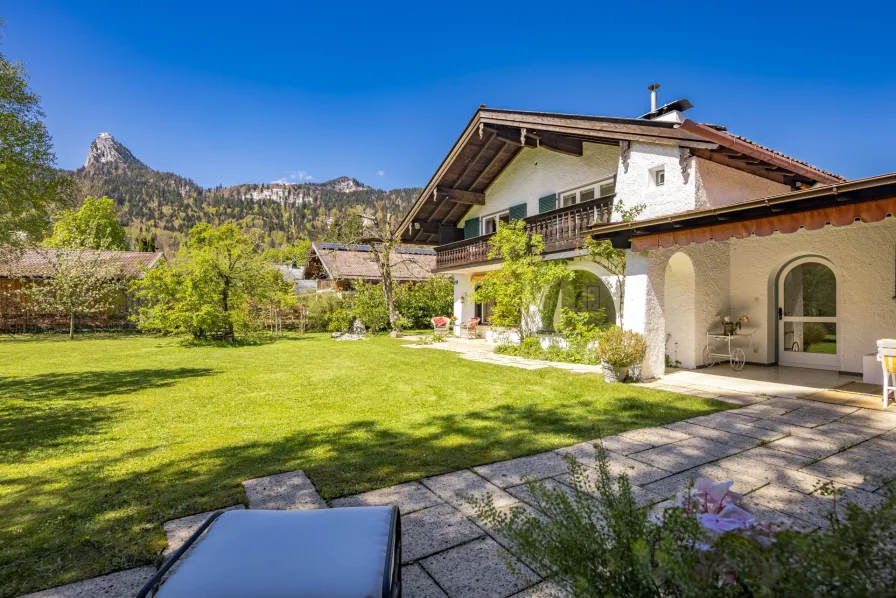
[0,248,164,332]
[398,90,895,379]
[273,264,317,294]
[303,242,436,291]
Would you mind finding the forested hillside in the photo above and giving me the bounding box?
[69,133,421,252]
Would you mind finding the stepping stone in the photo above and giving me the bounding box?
[663,421,760,450]
[242,470,327,510]
[330,481,443,514]
[402,563,449,598]
[474,452,569,488]
[617,426,692,447]
[20,566,156,598]
[421,537,539,598]
[401,504,484,563]
[163,505,245,557]
[423,469,517,517]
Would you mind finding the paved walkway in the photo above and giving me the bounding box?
[23,376,896,597]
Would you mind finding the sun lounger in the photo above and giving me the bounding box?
[137,506,401,598]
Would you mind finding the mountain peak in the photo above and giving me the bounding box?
[85,133,147,171]
[320,176,372,193]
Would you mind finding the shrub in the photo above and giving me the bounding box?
[557,307,603,362]
[304,292,347,332]
[326,307,354,333]
[351,280,390,332]
[802,322,827,349]
[472,443,896,597]
[598,326,647,368]
[393,276,453,329]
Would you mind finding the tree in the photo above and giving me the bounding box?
[132,223,291,339]
[473,220,572,339]
[25,249,128,339]
[44,196,127,250]
[327,212,422,334]
[0,19,72,250]
[583,200,645,326]
[136,234,157,252]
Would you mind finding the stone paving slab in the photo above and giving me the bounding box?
[713,455,832,494]
[402,503,485,563]
[663,421,760,450]
[403,563,449,598]
[791,421,882,445]
[555,448,671,486]
[627,437,739,474]
[763,434,847,460]
[802,438,896,491]
[726,446,815,470]
[507,478,579,509]
[510,581,568,597]
[243,469,327,510]
[749,484,838,528]
[421,537,540,598]
[838,409,896,431]
[617,426,692,447]
[643,464,768,500]
[330,480,443,514]
[20,566,157,598]
[474,452,570,488]
[423,469,518,517]
[764,405,858,428]
[730,403,792,417]
[713,393,769,406]
[162,505,245,557]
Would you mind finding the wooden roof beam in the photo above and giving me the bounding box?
[436,187,486,205]
[467,142,509,191]
[536,131,584,157]
[451,131,497,189]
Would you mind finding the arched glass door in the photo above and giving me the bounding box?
[777,258,839,369]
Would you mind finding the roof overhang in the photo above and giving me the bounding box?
[400,106,846,246]
[398,107,717,245]
[589,172,896,251]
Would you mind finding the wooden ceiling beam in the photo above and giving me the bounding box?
[452,131,497,189]
[435,186,486,205]
[409,220,440,235]
[537,131,584,157]
[467,142,509,191]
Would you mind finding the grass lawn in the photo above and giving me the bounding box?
[0,333,728,596]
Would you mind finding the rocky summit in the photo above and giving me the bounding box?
[85,132,147,170]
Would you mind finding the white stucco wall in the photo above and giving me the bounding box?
[694,157,790,210]
[664,253,697,368]
[460,142,619,229]
[727,217,896,373]
[614,142,697,220]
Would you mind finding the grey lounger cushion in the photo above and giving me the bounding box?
[155,507,396,598]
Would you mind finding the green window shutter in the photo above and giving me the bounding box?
[508,203,527,221]
[463,217,480,239]
[538,194,557,214]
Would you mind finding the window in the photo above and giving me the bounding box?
[481,211,510,235]
[556,176,616,208]
[474,298,495,324]
[655,168,665,186]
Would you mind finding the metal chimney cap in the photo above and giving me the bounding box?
[647,83,661,91]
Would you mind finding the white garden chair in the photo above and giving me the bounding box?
[431,317,449,336]
[878,339,896,408]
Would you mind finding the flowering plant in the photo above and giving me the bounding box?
[714,314,750,334]
[448,314,457,323]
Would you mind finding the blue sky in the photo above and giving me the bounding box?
[3,1,893,190]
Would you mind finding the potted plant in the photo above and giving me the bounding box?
[597,326,647,383]
[715,314,750,336]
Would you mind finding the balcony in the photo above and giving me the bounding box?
[435,195,614,271]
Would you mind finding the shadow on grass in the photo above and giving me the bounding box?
[0,368,216,463]
[0,390,721,596]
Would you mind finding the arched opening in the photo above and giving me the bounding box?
[542,270,616,332]
[664,252,696,368]
[776,257,839,369]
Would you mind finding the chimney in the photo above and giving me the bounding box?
[647,84,660,113]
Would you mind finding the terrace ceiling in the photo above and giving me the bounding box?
[399,107,846,245]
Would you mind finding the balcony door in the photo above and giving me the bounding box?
[777,258,840,370]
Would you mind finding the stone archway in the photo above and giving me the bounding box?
[664,252,697,368]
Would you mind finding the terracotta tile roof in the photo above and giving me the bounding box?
[0,249,165,279]
[310,243,435,281]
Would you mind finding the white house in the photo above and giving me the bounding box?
[398,90,896,380]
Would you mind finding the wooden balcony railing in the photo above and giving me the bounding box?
[435,195,614,270]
